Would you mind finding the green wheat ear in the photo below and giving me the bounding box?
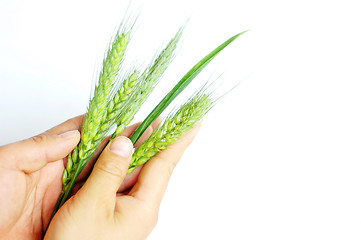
[79,31,131,160]
[128,88,215,173]
[110,26,184,138]
[62,23,133,193]
[105,70,140,124]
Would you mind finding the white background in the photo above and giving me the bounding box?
[1,0,361,239]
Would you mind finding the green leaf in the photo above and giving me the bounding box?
[129,31,247,144]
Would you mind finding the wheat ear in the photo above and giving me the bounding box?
[128,90,214,173]
[111,27,184,138]
[104,70,140,129]
[62,29,131,190]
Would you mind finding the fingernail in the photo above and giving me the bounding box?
[109,136,133,157]
[59,130,79,138]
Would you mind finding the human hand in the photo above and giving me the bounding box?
[0,115,160,240]
[0,116,82,239]
[45,125,201,240]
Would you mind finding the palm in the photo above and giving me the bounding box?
[0,156,64,239]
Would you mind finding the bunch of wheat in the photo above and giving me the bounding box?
[50,15,245,223]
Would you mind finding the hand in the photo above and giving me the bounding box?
[45,126,201,240]
[0,115,161,239]
[0,116,82,239]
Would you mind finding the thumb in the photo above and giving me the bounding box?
[80,136,133,205]
[0,130,80,173]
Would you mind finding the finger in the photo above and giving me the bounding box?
[44,115,84,135]
[0,130,80,173]
[73,135,111,182]
[79,136,133,210]
[75,117,161,182]
[67,119,163,197]
[117,165,143,192]
[71,165,143,197]
[129,125,201,206]
[114,117,162,190]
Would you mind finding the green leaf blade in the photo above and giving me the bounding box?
[129,31,247,144]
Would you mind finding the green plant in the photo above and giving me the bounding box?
[49,16,245,226]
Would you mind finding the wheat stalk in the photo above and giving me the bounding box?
[61,27,132,195]
[128,90,214,173]
[111,27,184,138]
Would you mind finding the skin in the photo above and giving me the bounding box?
[0,115,200,240]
